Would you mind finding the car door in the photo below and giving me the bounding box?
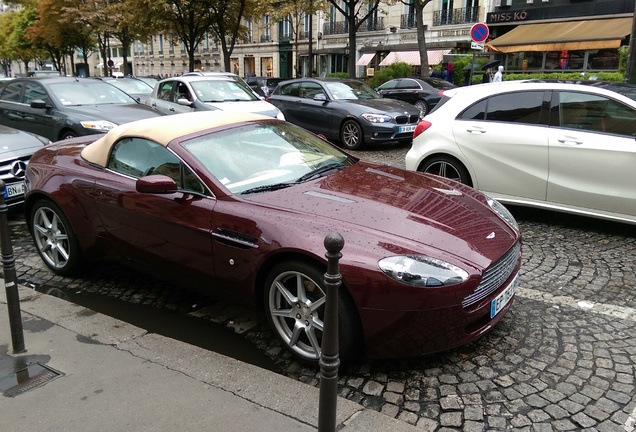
[547,90,636,217]
[452,90,551,200]
[21,81,59,140]
[394,79,422,105]
[148,80,187,114]
[0,81,28,132]
[270,81,302,124]
[377,79,400,100]
[92,137,217,285]
[291,81,335,137]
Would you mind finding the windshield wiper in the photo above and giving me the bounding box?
[240,182,295,195]
[240,163,347,195]
[295,162,347,183]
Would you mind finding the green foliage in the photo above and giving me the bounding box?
[618,46,628,75]
[367,62,412,88]
[329,72,349,78]
[503,71,625,82]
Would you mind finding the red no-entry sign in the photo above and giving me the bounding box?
[470,23,489,43]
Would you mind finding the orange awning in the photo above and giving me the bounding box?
[486,18,632,53]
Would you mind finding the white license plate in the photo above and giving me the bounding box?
[4,182,25,199]
[399,125,416,133]
[490,272,519,318]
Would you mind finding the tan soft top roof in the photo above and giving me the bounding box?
[81,111,268,167]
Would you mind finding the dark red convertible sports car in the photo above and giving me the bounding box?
[25,111,522,362]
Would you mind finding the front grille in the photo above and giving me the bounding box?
[0,156,30,182]
[395,114,420,125]
[462,242,521,308]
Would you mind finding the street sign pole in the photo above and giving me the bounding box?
[469,23,490,86]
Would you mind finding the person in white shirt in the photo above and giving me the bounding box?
[493,65,504,82]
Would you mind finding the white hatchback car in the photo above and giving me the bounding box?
[405,80,636,224]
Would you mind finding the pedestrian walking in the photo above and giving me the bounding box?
[493,65,504,82]
[482,68,492,83]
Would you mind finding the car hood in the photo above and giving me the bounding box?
[61,104,163,123]
[338,98,418,115]
[0,125,47,155]
[246,162,518,269]
[204,100,280,118]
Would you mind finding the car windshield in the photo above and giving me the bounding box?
[325,81,380,100]
[190,80,258,102]
[182,120,353,194]
[109,79,153,94]
[48,81,137,105]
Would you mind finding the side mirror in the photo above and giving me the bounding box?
[136,174,178,194]
[30,99,48,109]
[313,93,327,101]
[177,98,193,107]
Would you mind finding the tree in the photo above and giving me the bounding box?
[7,7,46,72]
[141,0,217,72]
[270,0,327,77]
[0,13,19,76]
[328,0,381,78]
[409,0,433,78]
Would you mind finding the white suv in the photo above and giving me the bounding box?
[405,80,636,224]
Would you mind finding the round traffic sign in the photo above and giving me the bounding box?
[470,23,489,43]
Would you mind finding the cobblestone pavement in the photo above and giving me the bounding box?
[5,142,636,431]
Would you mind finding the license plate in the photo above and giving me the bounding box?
[3,182,25,199]
[399,125,416,133]
[490,272,519,318]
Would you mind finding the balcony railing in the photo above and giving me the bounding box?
[401,13,417,29]
[260,34,271,42]
[323,21,349,35]
[280,33,293,42]
[361,16,384,32]
[434,6,480,26]
[299,31,309,40]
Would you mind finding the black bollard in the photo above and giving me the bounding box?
[318,232,344,432]
[0,180,26,354]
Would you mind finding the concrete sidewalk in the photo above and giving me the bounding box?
[0,286,419,432]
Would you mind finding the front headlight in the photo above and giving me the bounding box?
[80,120,117,132]
[361,113,392,123]
[378,255,469,288]
[487,196,519,231]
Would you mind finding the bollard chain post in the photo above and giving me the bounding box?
[0,180,26,353]
[318,232,344,432]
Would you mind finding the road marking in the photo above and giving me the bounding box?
[517,287,636,322]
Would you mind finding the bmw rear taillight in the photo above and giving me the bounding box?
[413,120,432,139]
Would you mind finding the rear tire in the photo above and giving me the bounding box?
[264,260,362,364]
[420,155,472,186]
[414,100,428,117]
[60,130,77,140]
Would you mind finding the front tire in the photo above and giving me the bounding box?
[264,261,361,364]
[30,200,83,276]
[340,119,364,150]
[420,155,472,186]
[60,130,77,140]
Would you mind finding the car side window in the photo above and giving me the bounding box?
[280,82,301,97]
[559,91,636,137]
[157,82,174,101]
[24,82,51,105]
[485,91,544,125]
[300,82,324,99]
[108,138,207,194]
[176,82,192,101]
[458,99,487,120]
[397,79,419,90]
[379,80,398,91]
[0,82,23,103]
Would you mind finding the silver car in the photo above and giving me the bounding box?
[405,80,636,224]
[0,125,49,206]
[145,75,284,119]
